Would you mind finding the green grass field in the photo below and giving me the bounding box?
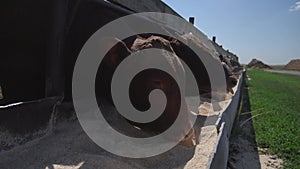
[247,69,300,168]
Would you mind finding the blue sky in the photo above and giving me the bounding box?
[162,0,300,64]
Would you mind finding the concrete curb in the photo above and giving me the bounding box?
[208,71,244,169]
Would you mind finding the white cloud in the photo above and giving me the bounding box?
[289,1,300,12]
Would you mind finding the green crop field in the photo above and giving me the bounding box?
[247,69,300,168]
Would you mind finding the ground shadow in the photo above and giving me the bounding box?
[227,75,261,169]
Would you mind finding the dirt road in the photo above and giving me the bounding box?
[265,69,300,76]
